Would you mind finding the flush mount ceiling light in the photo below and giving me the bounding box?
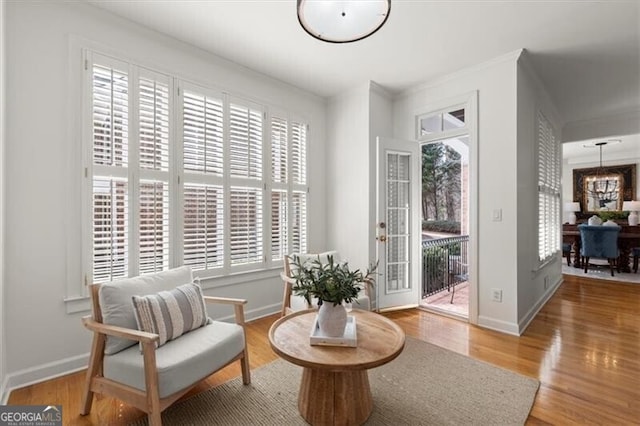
[297,0,391,43]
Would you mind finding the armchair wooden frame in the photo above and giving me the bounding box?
[280,256,373,316]
[80,284,251,426]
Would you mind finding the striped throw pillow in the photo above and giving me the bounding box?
[132,282,208,347]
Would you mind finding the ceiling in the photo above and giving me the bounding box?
[87,0,640,125]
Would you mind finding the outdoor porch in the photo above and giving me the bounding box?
[419,235,469,318]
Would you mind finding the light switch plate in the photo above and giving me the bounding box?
[492,208,502,222]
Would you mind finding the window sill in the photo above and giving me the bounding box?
[64,266,283,314]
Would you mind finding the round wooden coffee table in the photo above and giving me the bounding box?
[268,309,405,425]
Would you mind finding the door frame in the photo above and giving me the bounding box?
[413,91,478,324]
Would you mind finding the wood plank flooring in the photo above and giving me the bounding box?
[8,274,640,425]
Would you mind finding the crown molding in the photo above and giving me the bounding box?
[395,49,524,100]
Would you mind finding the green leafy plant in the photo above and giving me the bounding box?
[290,255,377,307]
[597,211,628,221]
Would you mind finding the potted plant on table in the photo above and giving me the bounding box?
[289,254,377,337]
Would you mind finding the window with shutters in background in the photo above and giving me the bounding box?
[84,50,309,285]
[537,111,561,263]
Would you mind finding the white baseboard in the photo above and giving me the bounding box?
[2,304,283,400]
[518,275,562,334]
[1,376,9,405]
[4,353,89,401]
[477,315,520,336]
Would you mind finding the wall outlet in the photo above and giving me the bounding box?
[491,288,502,303]
[544,276,549,290]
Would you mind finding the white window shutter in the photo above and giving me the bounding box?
[183,91,224,176]
[91,59,130,283]
[92,64,129,167]
[183,184,224,270]
[291,121,307,185]
[271,116,288,183]
[230,188,263,265]
[92,178,129,283]
[139,77,170,171]
[230,102,263,179]
[138,74,171,275]
[139,181,169,274]
[271,190,288,260]
[292,191,307,253]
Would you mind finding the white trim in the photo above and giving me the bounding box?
[369,81,392,99]
[518,275,562,335]
[396,49,524,100]
[1,376,8,405]
[3,353,89,400]
[477,315,520,336]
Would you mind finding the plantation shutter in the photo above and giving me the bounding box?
[181,86,225,271]
[271,190,288,260]
[138,72,170,274]
[292,191,307,253]
[230,188,263,265]
[537,112,561,262]
[291,121,307,185]
[291,121,308,253]
[229,98,264,266]
[91,58,130,283]
[183,184,224,270]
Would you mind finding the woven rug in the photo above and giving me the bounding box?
[130,337,539,425]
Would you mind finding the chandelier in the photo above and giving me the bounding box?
[297,0,391,43]
[587,142,619,209]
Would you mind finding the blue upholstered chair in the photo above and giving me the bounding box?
[578,224,621,276]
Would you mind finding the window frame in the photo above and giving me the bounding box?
[76,47,310,299]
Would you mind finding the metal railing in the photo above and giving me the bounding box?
[422,235,469,298]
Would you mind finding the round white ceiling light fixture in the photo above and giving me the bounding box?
[297,0,391,43]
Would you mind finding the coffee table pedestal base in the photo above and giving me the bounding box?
[298,367,373,425]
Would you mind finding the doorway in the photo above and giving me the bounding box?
[420,137,470,319]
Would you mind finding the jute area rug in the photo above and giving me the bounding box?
[131,337,539,425]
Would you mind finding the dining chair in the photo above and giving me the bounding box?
[578,224,621,276]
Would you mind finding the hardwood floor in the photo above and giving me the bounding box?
[8,274,640,425]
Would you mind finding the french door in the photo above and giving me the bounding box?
[376,137,421,311]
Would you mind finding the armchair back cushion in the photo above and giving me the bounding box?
[99,266,193,354]
[132,282,208,348]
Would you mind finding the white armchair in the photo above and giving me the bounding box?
[280,251,372,316]
[80,267,251,426]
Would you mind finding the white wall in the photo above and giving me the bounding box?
[515,53,563,332]
[326,84,371,270]
[4,1,326,389]
[394,51,520,334]
[368,83,393,308]
[0,0,7,403]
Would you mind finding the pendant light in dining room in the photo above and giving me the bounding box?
[297,0,391,43]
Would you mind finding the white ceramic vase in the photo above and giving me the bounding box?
[317,302,348,337]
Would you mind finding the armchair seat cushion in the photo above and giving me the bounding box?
[103,320,244,398]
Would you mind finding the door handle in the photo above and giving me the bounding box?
[377,235,387,242]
